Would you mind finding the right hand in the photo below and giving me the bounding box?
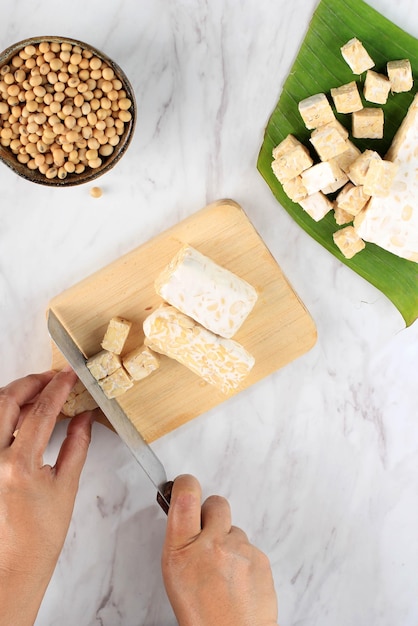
[162,474,278,626]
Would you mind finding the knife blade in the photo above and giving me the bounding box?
[47,309,172,514]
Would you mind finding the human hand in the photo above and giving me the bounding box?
[162,474,278,626]
[0,369,94,626]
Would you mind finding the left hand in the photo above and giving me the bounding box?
[0,369,94,626]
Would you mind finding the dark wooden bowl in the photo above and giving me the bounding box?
[0,36,136,186]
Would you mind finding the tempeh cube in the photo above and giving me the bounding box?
[333,226,366,259]
[387,59,413,93]
[86,349,121,380]
[298,93,335,130]
[335,182,370,216]
[299,192,334,221]
[333,206,354,226]
[309,125,348,161]
[62,380,98,417]
[363,70,391,104]
[282,175,308,202]
[347,150,381,186]
[340,38,374,74]
[98,368,134,399]
[101,316,132,355]
[301,160,344,195]
[363,159,398,197]
[321,168,349,195]
[122,346,160,381]
[272,134,302,160]
[333,140,362,174]
[331,82,363,114]
[271,145,313,183]
[312,119,349,141]
[352,108,384,139]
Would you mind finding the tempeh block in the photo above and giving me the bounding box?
[155,245,258,339]
[143,305,255,395]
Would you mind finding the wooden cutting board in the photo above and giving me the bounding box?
[50,199,317,442]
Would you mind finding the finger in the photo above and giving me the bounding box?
[228,524,250,543]
[201,494,232,535]
[16,402,100,433]
[165,474,202,549]
[0,371,56,406]
[54,412,93,490]
[14,368,78,464]
[0,371,56,448]
[10,397,42,429]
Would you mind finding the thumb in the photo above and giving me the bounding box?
[164,474,202,549]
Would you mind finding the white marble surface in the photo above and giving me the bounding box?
[1,1,417,624]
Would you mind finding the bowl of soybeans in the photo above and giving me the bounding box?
[0,36,136,186]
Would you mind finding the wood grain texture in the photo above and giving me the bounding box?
[49,199,317,442]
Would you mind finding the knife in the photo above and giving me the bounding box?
[47,309,173,514]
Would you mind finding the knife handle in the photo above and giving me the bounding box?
[157,480,173,515]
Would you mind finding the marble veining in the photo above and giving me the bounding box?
[1,1,418,625]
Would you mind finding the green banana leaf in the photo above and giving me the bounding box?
[257,0,418,327]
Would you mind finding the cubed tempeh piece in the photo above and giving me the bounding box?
[348,150,381,186]
[143,305,255,395]
[86,349,121,380]
[387,59,413,93]
[155,245,258,339]
[122,346,160,381]
[363,70,391,104]
[331,82,363,114]
[315,119,349,141]
[352,108,384,139]
[363,159,398,197]
[301,160,345,195]
[101,316,132,355]
[335,183,370,216]
[298,93,335,130]
[340,38,374,74]
[333,140,362,174]
[309,125,348,161]
[334,206,354,226]
[62,379,98,417]
[272,134,302,160]
[282,175,308,202]
[98,368,134,399]
[321,168,349,195]
[299,192,334,222]
[333,226,366,259]
[271,145,313,183]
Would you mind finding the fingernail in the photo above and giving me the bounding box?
[62,364,74,373]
